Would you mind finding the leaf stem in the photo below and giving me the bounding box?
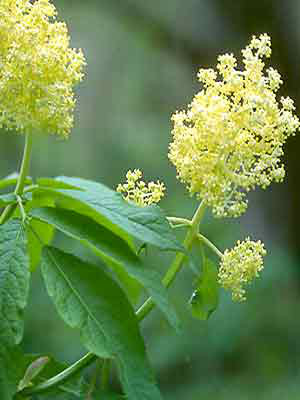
[197,233,223,259]
[15,134,33,196]
[20,352,96,396]
[21,201,207,397]
[86,359,102,400]
[0,133,33,225]
[136,200,206,321]
[101,359,111,390]
[167,216,191,226]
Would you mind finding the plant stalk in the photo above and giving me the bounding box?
[197,233,223,259]
[0,133,33,224]
[136,200,206,320]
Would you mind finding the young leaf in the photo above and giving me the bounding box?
[18,356,50,391]
[36,176,184,252]
[0,219,29,346]
[189,258,219,320]
[31,207,180,330]
[41,247,163,400]
[19,354,88,399]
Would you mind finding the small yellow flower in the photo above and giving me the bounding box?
[117,169,165,207]
[169,34,299,217]
[218,238,266,302]
[0,0,86,138]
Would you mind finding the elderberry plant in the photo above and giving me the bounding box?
[0,2,298,399]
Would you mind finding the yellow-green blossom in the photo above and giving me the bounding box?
[218,238,266,302]
[117,169,165,207]
[0,0,85,138]
[169,34,299,217]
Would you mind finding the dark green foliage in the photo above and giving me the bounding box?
[31,206,179,329]
[36,176,184,252]
[41,246,163,400]
[0,219,29,346]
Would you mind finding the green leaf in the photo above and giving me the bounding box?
[25,191,55,272]
[26,219,54,272]
[31,207,179,330]
[41,247,163,400]
[19,354,88,399]
[0,219,30,345]
[83,393,124,400]
[189,258,219,320]
[36,176,184,252]
[37,177,82,190]
[0,193,17,207]
[18,356,50,391]
[0,345,25,400]
[78,394,124,400]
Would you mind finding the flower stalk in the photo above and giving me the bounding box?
[0,133,33,225]
[136,200,206,321]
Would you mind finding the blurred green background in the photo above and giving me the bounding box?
[1,1,300,399]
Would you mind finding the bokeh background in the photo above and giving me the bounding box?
[1,1,300,399]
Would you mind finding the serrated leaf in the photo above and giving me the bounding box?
[35,176,184,253]
[0,345,25,400]
[41,247,163,400]
[189,258,219,320]
[31,207,179,330]
[31,204,141,305]
[0,219,30,346]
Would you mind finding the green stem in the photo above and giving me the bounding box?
[21,201,206,397]
[101,359,111,390]
[20,352,95,396]
[0,133,33,225]
[137,200,206,320]
[86,359,102,400]
[16,196,26,223]
[15,133,33,196]
[197,233,223,259]
[167,216,191,226]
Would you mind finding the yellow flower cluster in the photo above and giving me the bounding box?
[0,0,85,138]
[117,169,165,207]
[169,34,299,217]
[218,238,266,302]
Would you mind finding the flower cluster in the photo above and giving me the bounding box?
[117,169,165,207]
[218,238,266,301]
[0,0,85,138]
[169,34,299,217]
